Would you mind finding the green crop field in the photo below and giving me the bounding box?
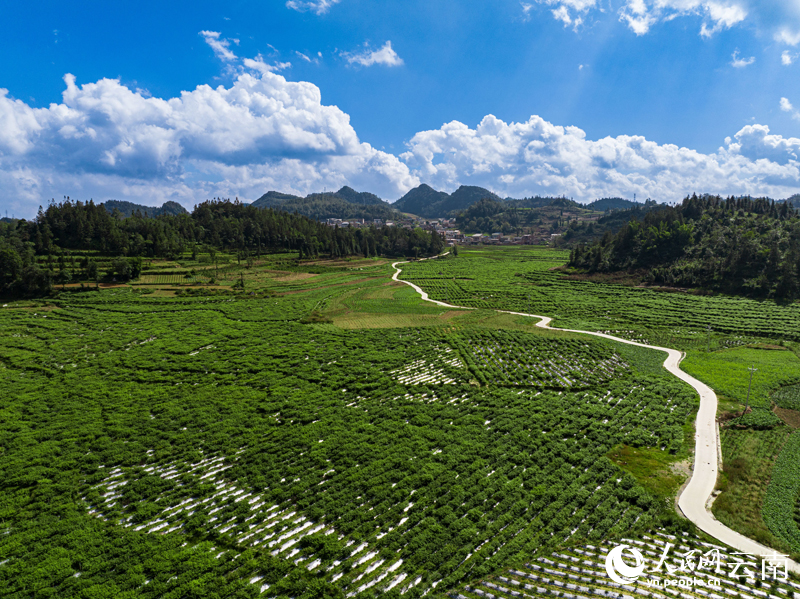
[6,244,800,598]
[764,430,800,554]
[401,246,800,568]
[0,247,705,599]
[400,246,800,344]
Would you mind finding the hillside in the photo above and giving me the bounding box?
[250,191,304,208]
[454,196,664,244]
[392,183,450,216]
[251,186,398,220]
[394,184,501,217]
[570,193,799,299]
[103,200,188,218]
[585,197,643,211]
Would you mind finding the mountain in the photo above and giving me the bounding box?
[250,186,398,221]
[103,200,188,218]
[333,186,386,206]
[585,197,642,211]
[393,184,501,218]
[250,191,303,209]
[392,184,450,216]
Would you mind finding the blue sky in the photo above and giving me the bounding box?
[2,0,800,217]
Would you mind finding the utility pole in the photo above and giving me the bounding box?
[745,366,757,415]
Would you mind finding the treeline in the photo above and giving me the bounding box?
[0,199,443,298]
[253,193,398,221]
[569,193,800,299]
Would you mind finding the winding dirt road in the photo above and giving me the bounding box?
[392,259,800,573]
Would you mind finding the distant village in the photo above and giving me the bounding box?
[324,217,558,246]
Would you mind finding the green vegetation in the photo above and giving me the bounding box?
[400,246,800,342]
[455,196,662,244]
[0,246,700,598]
[772,383,800,411]
[681,346,800,420]
[251,186,400,221]
[394,184,502,217]
[763,430,800,554]
[103,199,189,218]
[0,199,443,298]
[607,445,687,500]
[714,426,794,550]
[569,193,800,300]
[401,245,800,558]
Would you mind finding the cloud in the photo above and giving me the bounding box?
[0,65,418,216]
[521,2,534,21]
[619,0,746,36]
[285,0,340,15]
[527,0,598,29]
[200,31,237,62]
[242,55,291,74]
[731,49,755,67]
[344,41,404,67]
[782,50,796,65]
[399,114,800,202]
[781,97,800,121]
[776,28,800,46]
[295,51,321,65]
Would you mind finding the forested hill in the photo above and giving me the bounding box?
[251,186,397,221]
[103,200,189,218]
[0,199,443,298]
[394,184,503,217]
[454,196,664,244]
[569,194,800,299]
[585,197,647,211]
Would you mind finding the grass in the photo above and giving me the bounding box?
[607,445,688,500]
[681,346,800,412]
[714,426,795,551]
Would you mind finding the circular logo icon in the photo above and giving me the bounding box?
[605,544,646,584]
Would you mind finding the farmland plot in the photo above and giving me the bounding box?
[400,247,800,343]
[0,266,698,598]
[459,530,800,599]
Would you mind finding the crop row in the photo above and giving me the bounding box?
[401,249,800,342]
[762,430,800,553]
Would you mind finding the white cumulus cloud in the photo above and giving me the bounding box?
[782,50,796,65]
[344,41,404,67]
[285,0,340,15]
[0,65,418,216]
[399,115,800,202]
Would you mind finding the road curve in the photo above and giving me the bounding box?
[392,260,800,572]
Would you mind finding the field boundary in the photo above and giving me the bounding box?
[392,258,800,573]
